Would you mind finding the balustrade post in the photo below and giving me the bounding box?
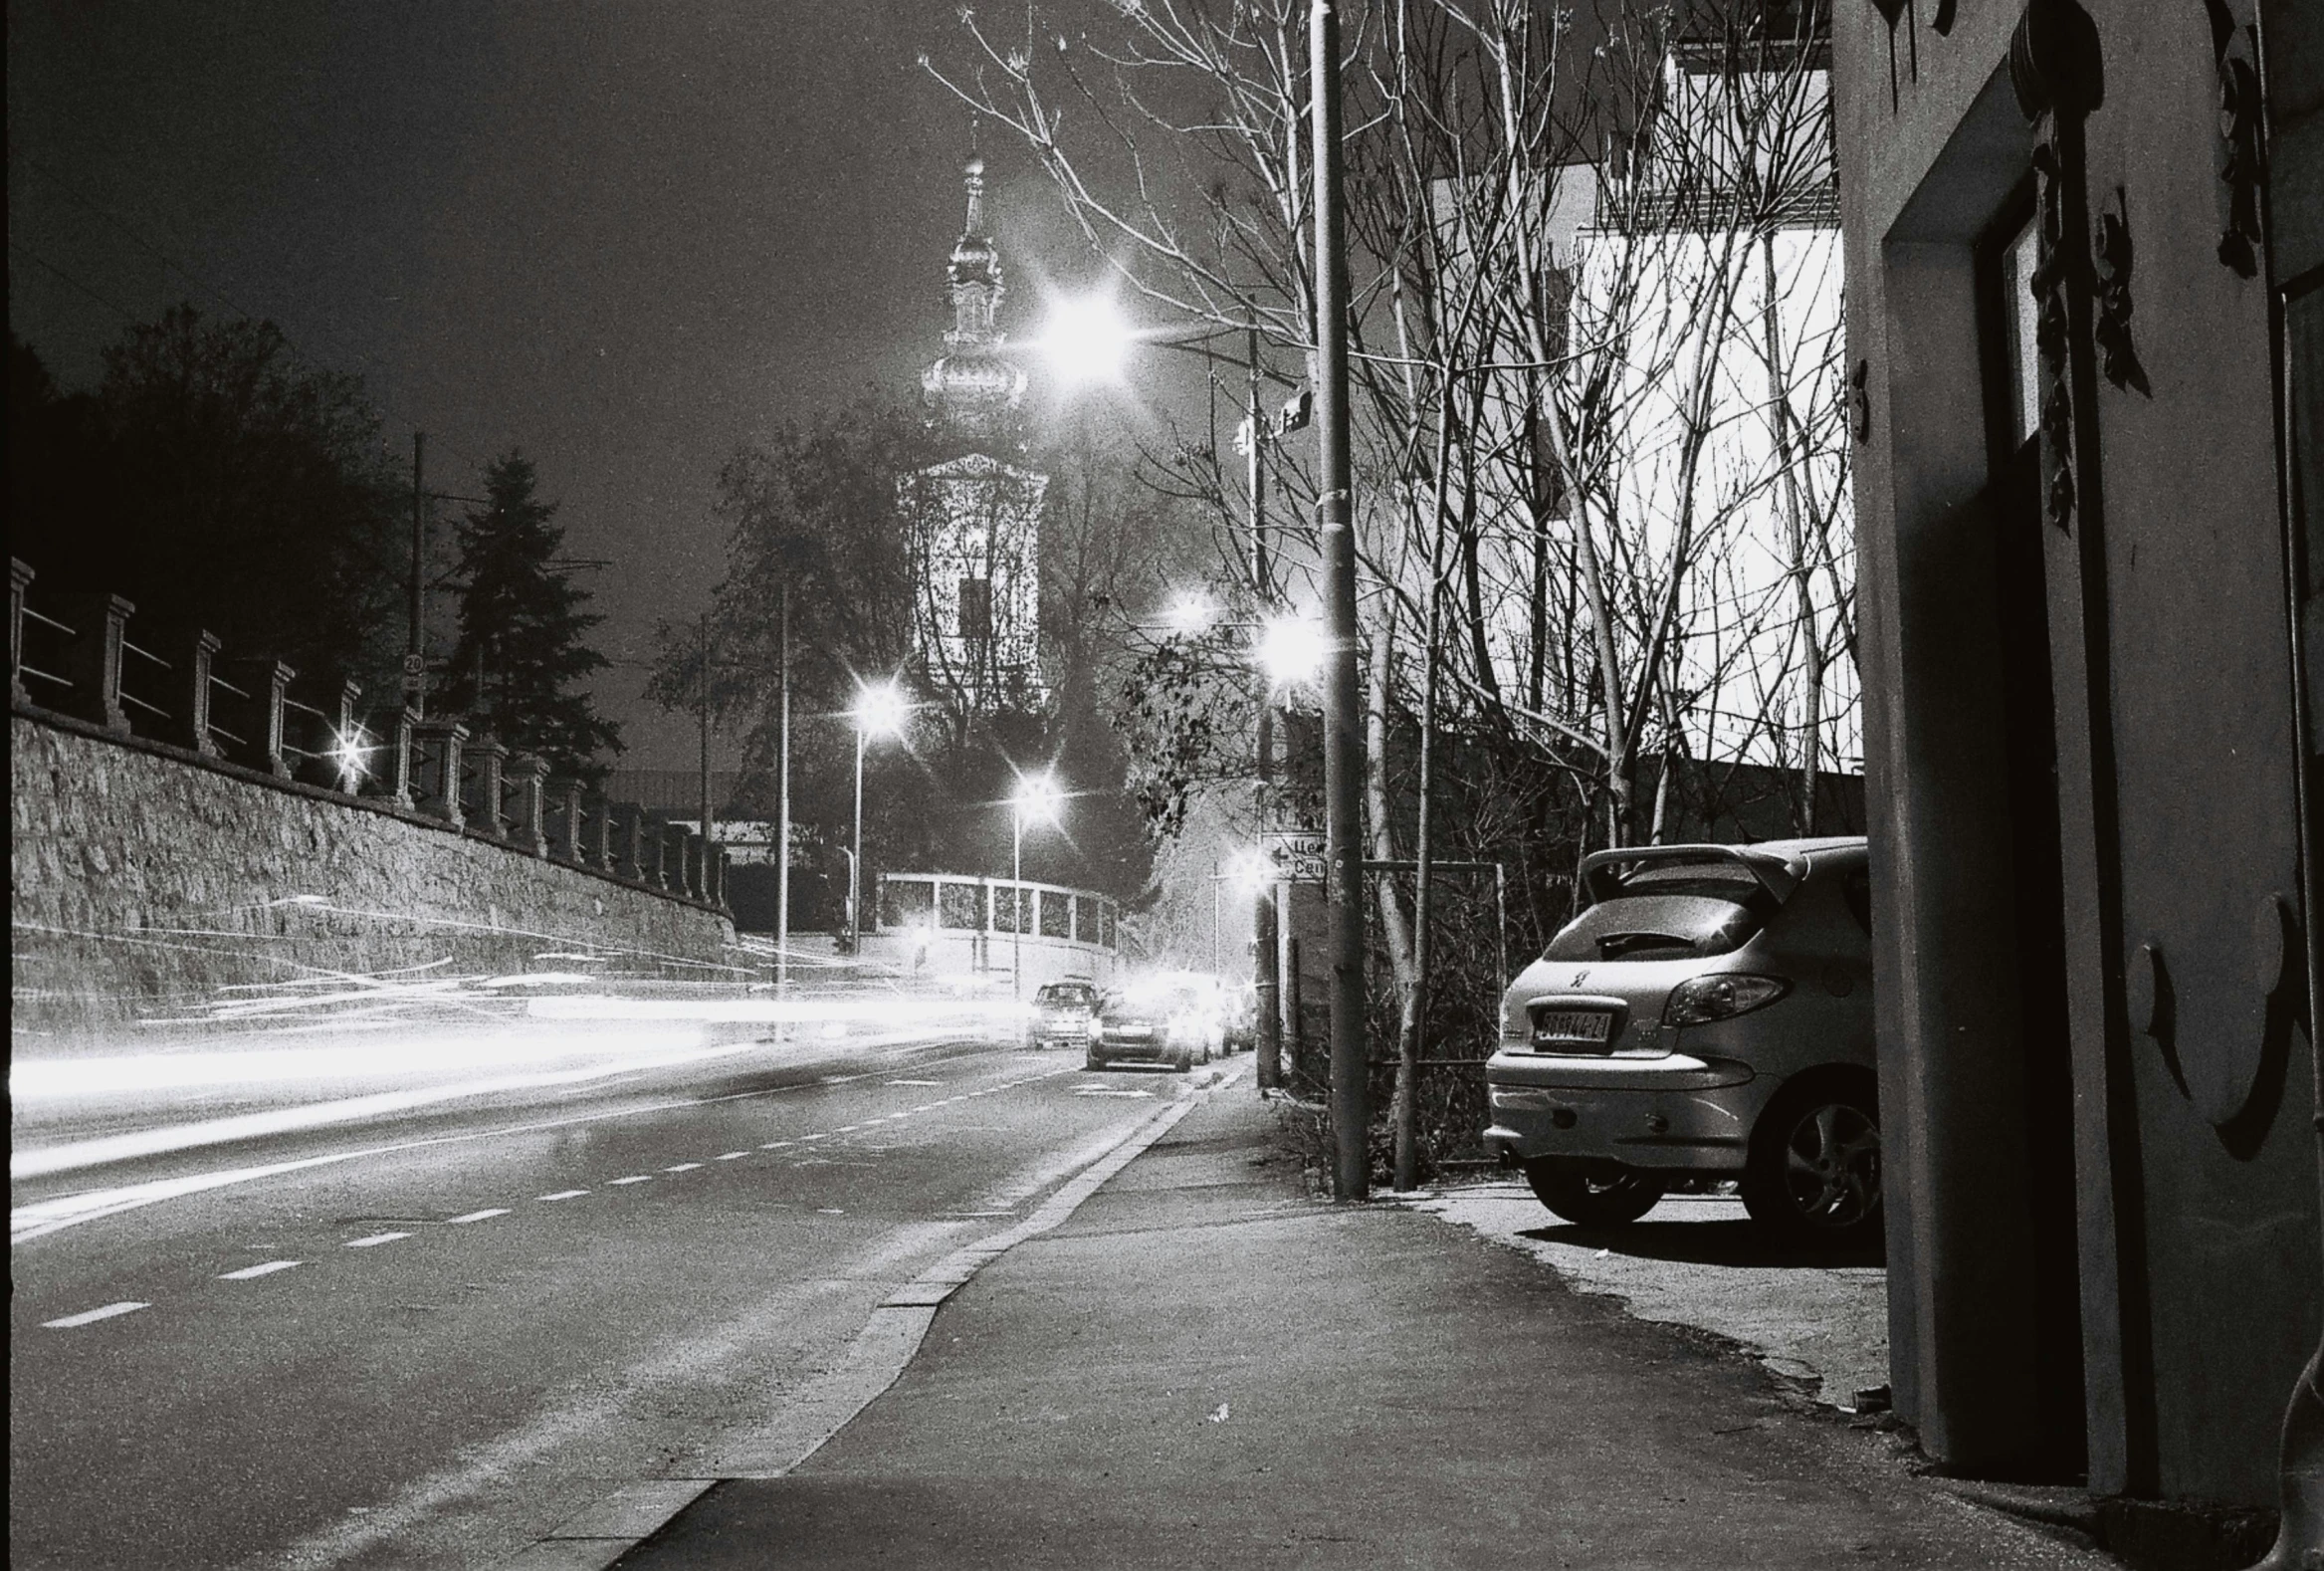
[330,680,366,793]
[505,754,548,857]
[382,707,417,809]
[410,720,468,825]
[464,734,508,839]
[705,843,725,908]
[547,782,583,862]
[583,796,612,870]
[219,658,295,778]
[684,831,705,901]
[59,591,134,734]
[642,817,668,889]
[10,559,33,707]
[610,803,646,881]
[179,631,223,757]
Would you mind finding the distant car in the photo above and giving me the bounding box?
[1027,981,1100,1049]
[1482,837,1879,1244]
[1088,978,1226,1072]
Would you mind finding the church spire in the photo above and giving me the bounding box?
[923,152,1026,446]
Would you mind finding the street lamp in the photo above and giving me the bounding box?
[1008,770,1063,999]
[1257,614,1330,688]
[1040,297,1312,1094]
[1163,588,1219,636]
[1038,296,1133,386]
[850,679,908,955]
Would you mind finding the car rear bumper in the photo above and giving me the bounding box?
[1481,1049,1764,1173]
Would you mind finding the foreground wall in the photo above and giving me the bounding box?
[12,714,741,1034]
[1835,0,2319,1516]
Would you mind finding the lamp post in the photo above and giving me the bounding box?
[850,679,907,956]
[1009,771,1062,999]
[1311,0,1369,1201]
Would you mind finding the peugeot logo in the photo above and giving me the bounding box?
[1570,968,1589,989]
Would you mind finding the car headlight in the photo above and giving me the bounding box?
[1663,974,1790,1026]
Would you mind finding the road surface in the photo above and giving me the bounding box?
[12,996,1190,1571]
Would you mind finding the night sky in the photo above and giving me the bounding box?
[7,1,1132,768]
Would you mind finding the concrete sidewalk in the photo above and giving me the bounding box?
[610,1084,2108,1570]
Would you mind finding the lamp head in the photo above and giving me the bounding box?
[1163,589,1217,636]
[1040,296,1132,387]
[1011,770,1064,826]
[855,680,909,738]
[1256,615,1329,687]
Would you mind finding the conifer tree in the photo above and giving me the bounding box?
[441,451,621,785]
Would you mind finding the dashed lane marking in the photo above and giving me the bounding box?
[44,1301,149,1328]
[27,1056,1087,1333]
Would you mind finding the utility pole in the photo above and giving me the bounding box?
[406,432,426,717]
[697,613,714,847]
[777,581,791,996]
[1312,0,1369,1201]
[1249,328,1285,1093]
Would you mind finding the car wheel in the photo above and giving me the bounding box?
[1084,1054,1106,1072]
[1172,1047,1193,1072]
[1742,1073,1882,1246]
[1522,1159,1664,1227]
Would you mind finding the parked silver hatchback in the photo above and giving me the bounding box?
[1482,837,1878,1244]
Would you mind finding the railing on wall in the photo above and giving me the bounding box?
[9,557,730,913]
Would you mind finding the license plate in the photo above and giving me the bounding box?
[1532,1009,1613,1045]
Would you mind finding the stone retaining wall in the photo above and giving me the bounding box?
[12,711,743,1036]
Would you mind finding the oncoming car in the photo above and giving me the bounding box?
[1026,981,1100,1049]
[1482,837,1879,1244]
[1088,976,1227,1072]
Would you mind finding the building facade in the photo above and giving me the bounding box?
[901,155,1047,717]
[1833,0,2321,1537]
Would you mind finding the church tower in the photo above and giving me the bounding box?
[900,155,1048,717]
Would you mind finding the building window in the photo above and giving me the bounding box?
[1997,211,2041,451]
[958,576,992,641]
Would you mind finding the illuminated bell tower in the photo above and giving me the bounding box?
[901,154,1047,716]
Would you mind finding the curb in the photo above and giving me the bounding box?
[493,1061,1247,1570]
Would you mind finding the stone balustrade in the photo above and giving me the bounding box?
[8,556,729,913]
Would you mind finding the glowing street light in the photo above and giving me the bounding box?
[1226,847,1274,898]
[849,679,909,954]
[1009,770,1064,999]
[1256,615,1329,688]
[1038,296,1134,386]
[1163,589,1218,636]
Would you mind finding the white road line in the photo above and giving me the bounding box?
[344,1232,410,1248]
[43,1301,149,1328]
[447,1209,509,1225]
[662,1163,703,1173]
[716,1152,749,1161]
[758,1141,791,1150]
[607,1176,652,1186]
[885,1079,942,1086]
[219,1259,302,1279]
[536,1190,588,1202]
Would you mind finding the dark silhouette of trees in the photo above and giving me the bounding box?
[9,309,404,690]
[436,451,622,786]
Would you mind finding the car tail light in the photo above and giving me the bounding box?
[1663,974,1790,1026]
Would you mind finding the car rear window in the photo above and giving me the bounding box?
[1544,892,1768,963]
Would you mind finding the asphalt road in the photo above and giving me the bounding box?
[11,1023,1193,1571]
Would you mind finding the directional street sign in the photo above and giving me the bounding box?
[1262,830,1327,884]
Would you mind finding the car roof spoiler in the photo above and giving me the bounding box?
[1578,843,1811,906]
